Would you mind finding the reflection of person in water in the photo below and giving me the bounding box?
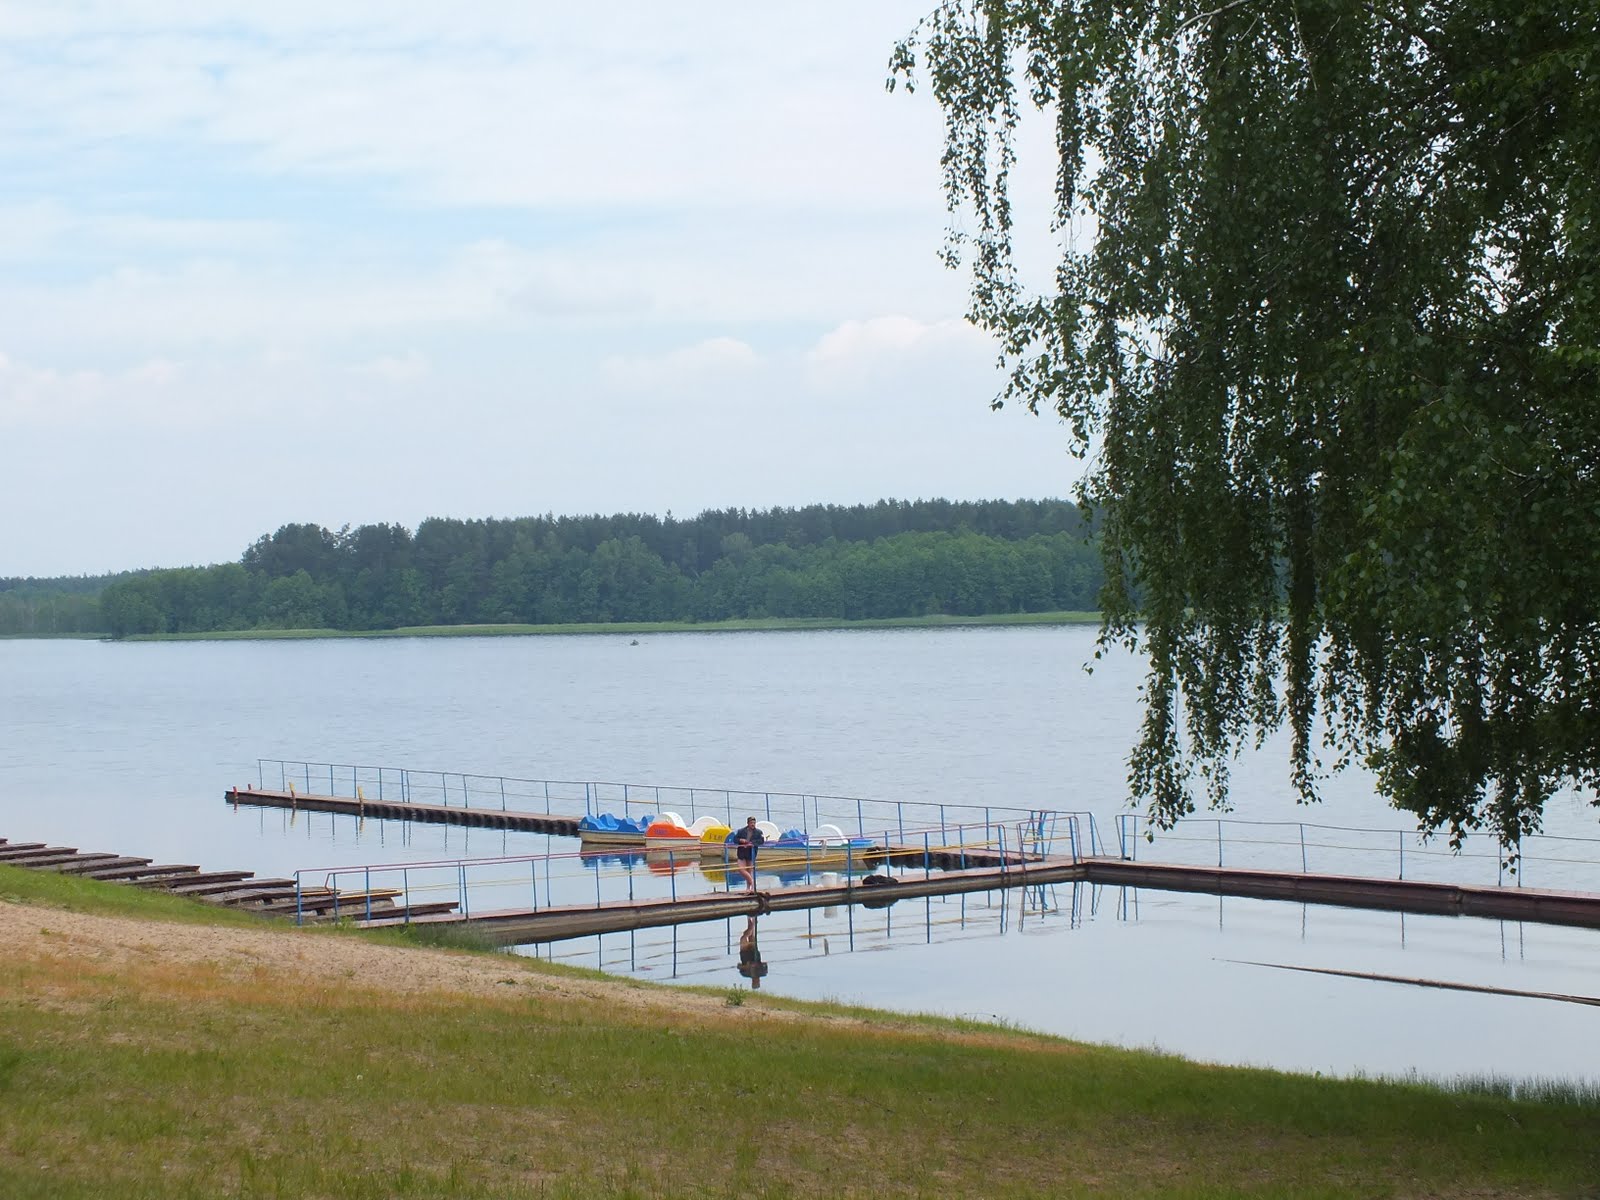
[737,915,769,988]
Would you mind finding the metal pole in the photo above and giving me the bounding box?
[1217,819,1224,868]
[1300,824,1308,873]
[1398,832,1405,880]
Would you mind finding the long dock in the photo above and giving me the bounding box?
[1082,859,1600,929]
[223,787,1026,869]
[226,786,583,836]
[341,854,1600,944]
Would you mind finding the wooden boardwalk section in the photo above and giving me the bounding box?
[226,786,582,835]
[223,786,1026,870]
[0,837,456,923]
[346,855,1600,945]
[1081,858,1600,929]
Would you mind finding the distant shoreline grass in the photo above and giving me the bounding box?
[3,866,1598,1198]
[118,610,1103,642]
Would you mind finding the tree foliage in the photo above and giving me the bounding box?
[893,1,1600,846]
[83,499,1102,637]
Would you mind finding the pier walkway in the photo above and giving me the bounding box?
[227,760,1600,942]
[225,786,1033,870]
[334,855,1600,944]
[227,785,582,836]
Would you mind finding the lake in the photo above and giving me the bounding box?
[4,627,1598,1085]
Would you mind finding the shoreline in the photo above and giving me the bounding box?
[110,610,1103,643]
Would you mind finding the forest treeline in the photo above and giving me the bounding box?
[3,499,1103,638]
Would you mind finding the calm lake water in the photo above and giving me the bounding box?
[3,628,1598,1084]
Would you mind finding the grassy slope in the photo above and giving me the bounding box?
[1,866,1596,1199]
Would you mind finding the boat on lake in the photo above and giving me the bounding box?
[700,821,876,867]
[576,812,655,846]
[643,813,722,850]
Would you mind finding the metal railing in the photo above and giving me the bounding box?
[291,811,1072,931]
[1114,813,1600,893]
[257,757,1102,853]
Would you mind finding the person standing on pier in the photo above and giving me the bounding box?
[732,816,764,891]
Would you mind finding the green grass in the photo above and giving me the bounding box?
[0,864,274,928]
[122,610,1103,642]
[3,873,1598,1198]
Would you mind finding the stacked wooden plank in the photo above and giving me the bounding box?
[0,837,454,923]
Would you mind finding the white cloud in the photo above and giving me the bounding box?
[0,5,944,213]
[0,350,184,428]
[805,315,992,385]
[351,351,429,383]
[601,336,762,390]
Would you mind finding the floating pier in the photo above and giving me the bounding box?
[339,856,1600,944]
[352,857,1084,944]
[1082,859,1600,930]
[223,786,1030,869]
[226,786,581,835]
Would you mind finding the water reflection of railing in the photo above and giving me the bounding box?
[257,757,1106,858]
[1115,814,1600,893]
[291,816,1070,930]
[524,878,1098,982]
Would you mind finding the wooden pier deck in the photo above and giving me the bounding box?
[0,837,455,923]
[224,787,1028,870]
[344,854,1600,945]
[225,786,582,835]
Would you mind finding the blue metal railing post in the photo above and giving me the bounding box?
[1217,819,1224,867]
[1300,824,1308,873]
[1398,832,1405,880]
[364,866,373,921]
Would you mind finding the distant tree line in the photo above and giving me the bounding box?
[0,573,138,636]
[8,499,1104,638]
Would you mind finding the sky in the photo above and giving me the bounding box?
[0,2,1078,577]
